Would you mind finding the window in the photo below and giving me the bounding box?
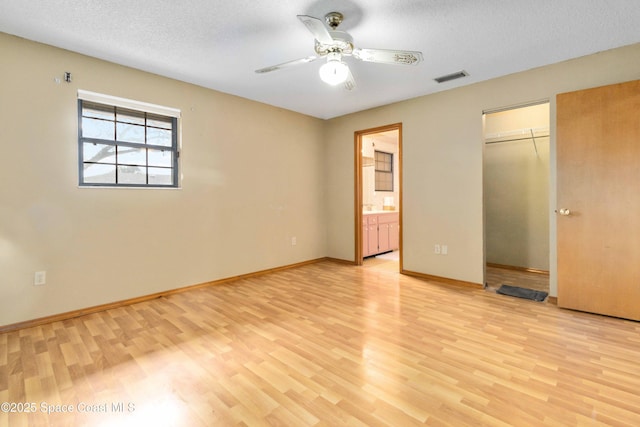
[375,150,393,191]
[78,91,179,187]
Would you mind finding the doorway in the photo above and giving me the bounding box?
[483,103,550,294]
[355,123,402,270]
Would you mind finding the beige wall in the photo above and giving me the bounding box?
[324,43,640,295]
[484,103,550,270]
[0,33,326,326]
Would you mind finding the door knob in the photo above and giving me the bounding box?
[559,208,571,216]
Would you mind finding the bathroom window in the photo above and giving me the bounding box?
[78,90,180,187]
[375,150,393,191]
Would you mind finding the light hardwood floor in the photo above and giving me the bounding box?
[2,260,639,426]
[485,266,550,294]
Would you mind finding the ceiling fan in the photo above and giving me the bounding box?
[255,12,423,90]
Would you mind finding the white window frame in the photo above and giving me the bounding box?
[77,90,181,188]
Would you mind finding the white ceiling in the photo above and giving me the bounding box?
[2,1,639,119]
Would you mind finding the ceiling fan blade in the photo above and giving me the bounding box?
[353,48,423,65]
[344,68,356,91]
[297,15,334,45]
[255,56,317,74]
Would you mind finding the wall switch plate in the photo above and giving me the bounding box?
[291,237,297,246]
[441,245,448,255]
[34,271,46,286]
[434,244,441,254]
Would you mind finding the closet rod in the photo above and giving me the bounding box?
[484,134,549,144]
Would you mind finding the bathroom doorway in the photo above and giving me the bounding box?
[355,123,402,270]
[483,102,550,294]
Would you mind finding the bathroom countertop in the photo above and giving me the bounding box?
[363,209,397,215]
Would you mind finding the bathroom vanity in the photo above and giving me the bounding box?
[362,211,399,257]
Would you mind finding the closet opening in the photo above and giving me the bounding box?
[483,102,550,299]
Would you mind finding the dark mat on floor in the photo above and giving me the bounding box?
[497,284,548,302]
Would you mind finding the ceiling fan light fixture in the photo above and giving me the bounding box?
[319,52,349,85]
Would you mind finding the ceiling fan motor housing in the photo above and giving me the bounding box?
[314,31,354,56]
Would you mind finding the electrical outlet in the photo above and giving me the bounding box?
[441,245,448,255]
[291,237,297,246]
[434,244,441,254]
[34,271,46,286]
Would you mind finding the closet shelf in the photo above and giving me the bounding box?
[484,127,549,144]
[484,127,549,156]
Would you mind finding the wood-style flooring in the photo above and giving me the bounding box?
[485,265,550,294]
[2,259,640,426]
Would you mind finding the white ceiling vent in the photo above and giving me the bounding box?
[434,70,469,83]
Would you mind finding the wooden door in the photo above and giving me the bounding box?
[557,79,640,320]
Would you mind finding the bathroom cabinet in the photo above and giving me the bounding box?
[363,212,399,257]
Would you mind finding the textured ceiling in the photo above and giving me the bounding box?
[1,1,639,119]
